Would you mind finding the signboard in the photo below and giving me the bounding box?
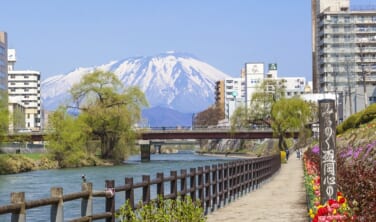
[318,99,337,204]
[268,63,277,70]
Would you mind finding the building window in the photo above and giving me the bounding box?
[24,82,29,85]
[24,75,29,79]
[10,74,15,79]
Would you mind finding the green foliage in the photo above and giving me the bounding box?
[46,70,148,165]
[337,103,376,134]
[0,154,36,174]
[69,70,148,163]
[0,91,9,139]
[116,196,206,222]
[230,105,248,130]
[359,103,376,125]
[248,79,285,125]
[46,107,89,168]
[271,97,312,151]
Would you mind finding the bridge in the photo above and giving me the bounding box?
[138,128,299,140]
[7,128,299,141]
[6,128,299,161]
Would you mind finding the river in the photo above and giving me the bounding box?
[0,151,238,221]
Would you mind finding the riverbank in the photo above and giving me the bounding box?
[0,153,112,175]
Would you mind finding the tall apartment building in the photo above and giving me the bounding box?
[312,0,376,120]
[8,49,41,131]
[0,32,7,100]
[224,77,243,119]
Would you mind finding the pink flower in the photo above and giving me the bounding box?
[331,203,340,209]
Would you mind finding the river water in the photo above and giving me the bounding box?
[0,151,238,221]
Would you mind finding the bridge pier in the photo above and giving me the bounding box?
[139,140,151,162]
[154,144,162,154]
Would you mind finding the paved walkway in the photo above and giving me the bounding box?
[206,153,308,222]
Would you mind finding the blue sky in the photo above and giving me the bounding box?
[1,1,374,81]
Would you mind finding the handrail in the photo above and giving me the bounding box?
[0,154,281,222]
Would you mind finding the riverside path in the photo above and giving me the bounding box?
[206,151,307,222]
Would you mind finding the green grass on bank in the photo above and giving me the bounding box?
[0,152,46,160]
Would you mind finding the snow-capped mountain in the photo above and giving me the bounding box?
[41,51,230,114]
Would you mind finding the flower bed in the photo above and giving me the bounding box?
[304,147,356,222]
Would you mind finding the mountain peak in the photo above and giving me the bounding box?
[41,52,230,113]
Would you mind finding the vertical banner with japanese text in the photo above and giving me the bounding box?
[319,99,337,204]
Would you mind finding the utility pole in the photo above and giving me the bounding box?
[358,39,368,109]
[345,59,353,116]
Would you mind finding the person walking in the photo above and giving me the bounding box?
[296,149,301,160]
[285,149,290,161]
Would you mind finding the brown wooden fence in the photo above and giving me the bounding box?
[0,154,281,222]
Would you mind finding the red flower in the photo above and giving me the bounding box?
[317,206,329,215]
[338,196,346,204]
[328,199,338,206]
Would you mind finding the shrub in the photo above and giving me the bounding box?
[359,103,376,125]
[338,112,362,133]
[116,196,205,222]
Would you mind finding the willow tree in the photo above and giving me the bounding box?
[271,97,311,151]
[230,105,248,130]
[249,79,285,126]
[69,70,148,163]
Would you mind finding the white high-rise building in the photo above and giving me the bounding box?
[8,49,41,131]
[224,77,243,119]
[245,63,264,107]
[312,0,376,120]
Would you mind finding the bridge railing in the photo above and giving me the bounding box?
[0,154,281,222]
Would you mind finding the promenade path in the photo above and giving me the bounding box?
[206,152,308,222]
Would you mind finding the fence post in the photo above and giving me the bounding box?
[235,162,240,198]
[51,187,63,222]
[156,172,164,199]
[228,162,234,203]
[125,178,134,210]
[142,175,151,204]
[241,161,246,196]
[247,160,252,192]
[223,163,228,205]
[81,182,93,217]
[211,164,217,212]
[180,169,187,199]
[217,164,223,208]
[253,160,258,189]
[197,167,204,208]
[105,180,115,222]
[11,192,25,222]
[170,171,177,199]
[189,168,196,201]
[204,165,211,213]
